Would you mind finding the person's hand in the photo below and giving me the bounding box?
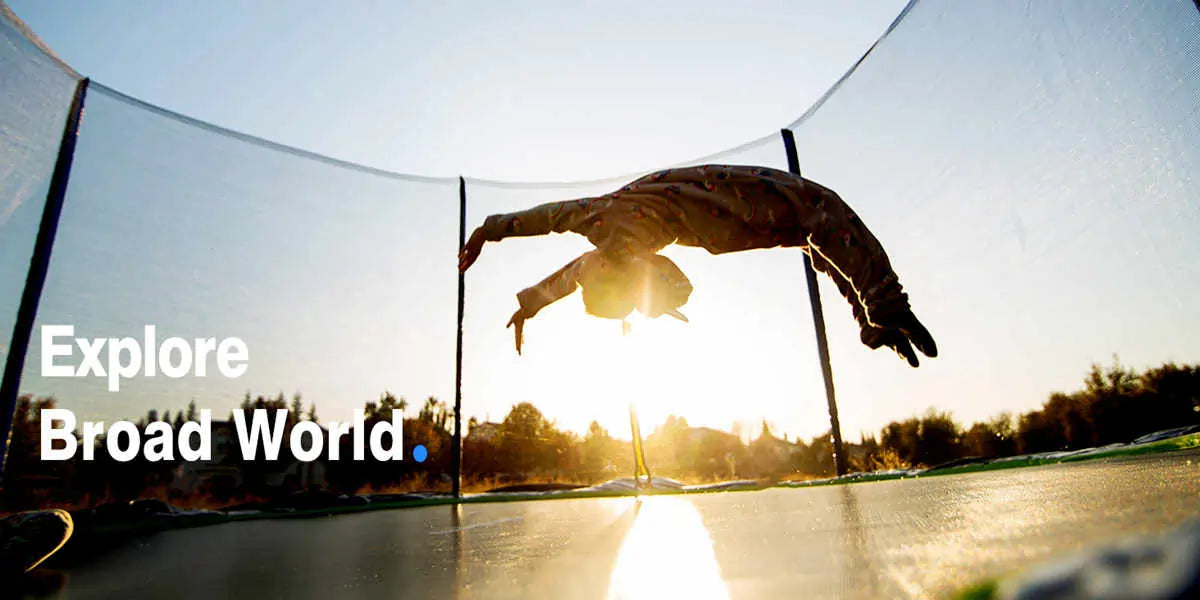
[458,227,487,273]
[506,307,532,355]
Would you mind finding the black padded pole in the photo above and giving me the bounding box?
[452,176,467,497]
[780,128,849,477]
[0,78,90,484]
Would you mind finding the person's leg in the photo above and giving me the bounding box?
[625,165,936,364]
[787,179,937,362]
[804,248,871,329]
[806,248,924,366]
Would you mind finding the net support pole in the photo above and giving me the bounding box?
[452,177,467,497]
[780,128,849,477]
[0,78,90,484]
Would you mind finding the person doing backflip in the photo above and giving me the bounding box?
[458,165,937,367]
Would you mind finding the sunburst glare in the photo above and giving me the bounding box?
[605,497,730,600]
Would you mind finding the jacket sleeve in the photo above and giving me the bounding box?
[479,199,595,242]
[514,253,590,318]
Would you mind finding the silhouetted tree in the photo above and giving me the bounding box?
[915,410,961,466]
[498,403,556,474]
[418,397,450,432]
[1044,392,1093,448]
[1017,409,1063,453]
[963,413,1016,457]
[290,393,304,425]
[881,418,920,465]
[1138,363,1200,431]
[365,391,407,422]
[580,421,619,479]
[795,431,835,477]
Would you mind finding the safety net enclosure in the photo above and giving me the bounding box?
[0,4,79,364]
[784,0,1200,432]
[0,0,1197,491]
[17,82,461,426]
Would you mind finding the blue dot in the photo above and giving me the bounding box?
[413,445,428,463]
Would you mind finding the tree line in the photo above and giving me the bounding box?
[2,358,1196,511]
[462,359,1199,481]
[865,359,1199,472]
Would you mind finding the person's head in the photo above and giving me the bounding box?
[578,253,693,321]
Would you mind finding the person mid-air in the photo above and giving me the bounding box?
[458,164,937,367]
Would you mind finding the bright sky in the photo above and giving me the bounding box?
[5,0,1199,445]
[6,0,906,181]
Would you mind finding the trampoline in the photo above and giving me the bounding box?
[2,1,1199,597]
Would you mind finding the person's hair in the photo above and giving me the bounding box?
[579,254,692,320]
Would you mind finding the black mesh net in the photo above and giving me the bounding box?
[2,0,1198,490]
[0,3,79,362]
[18,84,460,428]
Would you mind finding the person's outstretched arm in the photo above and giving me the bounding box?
[505,253,591,354]
[458,199,596,273]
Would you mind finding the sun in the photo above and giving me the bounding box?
[583,312,692,436]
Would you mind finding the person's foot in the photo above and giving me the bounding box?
[890,311,937,358]
[0,509,74,580]
[861,310,937,367]
[862,327,920,367]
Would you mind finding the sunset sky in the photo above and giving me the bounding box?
[6,0,1198,445]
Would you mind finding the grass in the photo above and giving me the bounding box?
[783,433,1200,489]
[941,433,1200,600]
[955,580,1000,600]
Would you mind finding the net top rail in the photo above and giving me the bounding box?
[1,0,917,190]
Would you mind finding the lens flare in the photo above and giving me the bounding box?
[606,497,730,600]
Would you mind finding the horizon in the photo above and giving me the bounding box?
[19,353,1181,449]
